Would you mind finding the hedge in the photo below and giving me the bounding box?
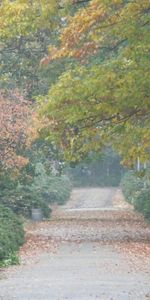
[121,171,150,220]
[0,187,51,218]
[121,171,143,204]
[133,188,150,219]
[0,172,72,220]
[43,175,72,205]
[0,205,24,262]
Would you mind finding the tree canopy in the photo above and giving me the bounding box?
[0,0,150,167]
[0,0,58,39]
[38,0,150,166]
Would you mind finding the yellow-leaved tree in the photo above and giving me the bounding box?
[38,0,150,166]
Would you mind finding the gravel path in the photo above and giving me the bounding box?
[0,188,150,300]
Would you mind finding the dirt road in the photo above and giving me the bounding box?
[0,188,150,300]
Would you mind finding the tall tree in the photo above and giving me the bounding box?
[0,1,62,97]
[38,0,150,165]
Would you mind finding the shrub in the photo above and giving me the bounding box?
[121,171,143,203]
[0,186,51,218]
[121,170,150,220]
[0,175,71,218]
[133,188,150,219]
[43,175,72,205]
[0,205,24,262]
[0,165,71,220]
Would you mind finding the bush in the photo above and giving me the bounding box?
[121,171,143,203]
[43,175,72,205]
[0,165,72,219]
[0,175,71,218]
[0,205,24,262]
[133,188,150,219]
[0,186,51,218]
[121,170,150,220]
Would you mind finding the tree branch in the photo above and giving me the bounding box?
[59,0,91,9]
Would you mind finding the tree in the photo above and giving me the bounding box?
[0,1,80,98]
[0,1,58,40]
[0,91,31,170]
[0,1,63,98]
[37,0,150,165]
[67,148,123,186]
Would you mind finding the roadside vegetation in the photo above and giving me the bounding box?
[0,205,24,267]
[0,145,72,266]
[0,170,72,266]
[121,170,150,221]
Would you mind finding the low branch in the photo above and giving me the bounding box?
[59,0,91,9]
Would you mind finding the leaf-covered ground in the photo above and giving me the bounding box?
[0,188,150,299]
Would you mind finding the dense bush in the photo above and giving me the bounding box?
[0,205,24,262]
[0,185,51,218]
[133,188,150,219]
[43,175,72,205]
[121,171,150,220]
[121,171,143,204]
[32,163,72,205]
[0,177,52,219]
[0,166,72,218]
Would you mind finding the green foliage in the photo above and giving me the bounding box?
[0,185,51,218]
[0,167,51,218]
[0,1,60,97]
[0,1,59,39]
[0,2,75,98]
[30,162,72,205]
[0,31,52,97]
[121,171,143,204]
[0,252,20,268]
[0,161,72,218]
[0,205,24,262]
[121,170,150,220]
[1,1,149,166]
[0,37,73,98]
[37,0,150,166]
[133,188,150,219]
[44,175,72,205]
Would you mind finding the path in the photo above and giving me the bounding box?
[0,188,150,300]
